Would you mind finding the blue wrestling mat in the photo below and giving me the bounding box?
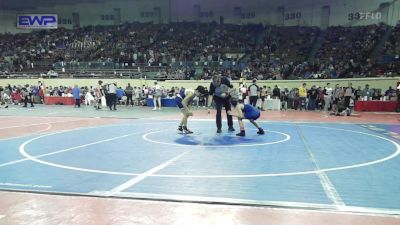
[0,120,399,215]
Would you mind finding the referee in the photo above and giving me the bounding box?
[208,75,235,133]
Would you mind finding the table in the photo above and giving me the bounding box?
[244,97,281,110]
[147,98,177,107]
[354,100,397,112]
[264,99,281,110]
[45,96,75,105]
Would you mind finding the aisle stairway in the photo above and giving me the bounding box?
[370,25,393,61]
[307,30,326,62]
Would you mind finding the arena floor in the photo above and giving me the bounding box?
[0,105,399,225]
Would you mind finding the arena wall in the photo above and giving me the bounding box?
[1,0,399,33]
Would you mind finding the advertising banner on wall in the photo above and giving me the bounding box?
[17,14,58,29]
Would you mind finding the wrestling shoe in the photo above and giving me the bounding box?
[183,126,193,134]
[228,126,235,132]
[178,126,183,132]
[257,128,265,135]
[236,130,245,137]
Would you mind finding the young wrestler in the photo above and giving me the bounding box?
[330,97,359,117]
[94,80,104,110]
[228,96,265,137]
[176,86,207,134]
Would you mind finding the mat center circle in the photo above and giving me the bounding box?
[142,129,290,147]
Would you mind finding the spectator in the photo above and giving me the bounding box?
[307,85,318,111]
[116,86,124,104]
[288,88,296,109]
[355,86,362,101]
[247,79,259,107]
[299,83,307,110]
[108,83,117,111]
[152,81,162,110]
[125,83,134,106]
[72,85,81,108]
[344,83,354,107]
[134,87,141,106]
[22,85,34,108]
[280,90,288,110]
[385,86,395,100]
[362,84,373,100]
[95,80,104,110]
[260,85,267,111]
[272,85,281,99]
[323,83,333,111]
[397,86,400,112]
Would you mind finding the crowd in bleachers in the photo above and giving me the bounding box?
[0,22,399,80]
[314,24,387,78]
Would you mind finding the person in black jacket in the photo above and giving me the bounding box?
[22,85,34,107]
[207,75,235,133]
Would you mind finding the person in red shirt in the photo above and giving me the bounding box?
[38,87,45,104]
[11,90,22,105]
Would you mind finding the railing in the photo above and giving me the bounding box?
[52,60,248,71]
[0,70,186,80]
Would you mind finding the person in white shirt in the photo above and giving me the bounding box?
[323,83,333,111]
[108,83,117,111]
[85,91,95,106]
[240,84,247,101]
[153,82,162,110]
[344,83,354,108]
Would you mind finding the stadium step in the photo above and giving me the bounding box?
[307,29,326,62]
[370,25,393,62]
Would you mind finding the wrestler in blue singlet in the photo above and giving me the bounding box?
[243,104,260,120]
[176,89,187,109]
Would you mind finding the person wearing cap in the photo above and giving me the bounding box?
[227,91,264,137]
[176,86,208,134]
